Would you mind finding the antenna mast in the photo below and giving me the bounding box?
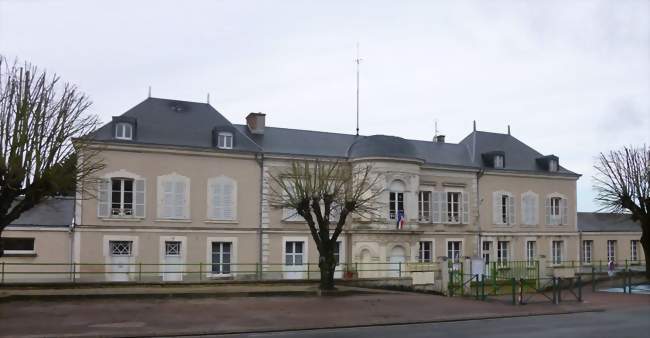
[355,42,362,136]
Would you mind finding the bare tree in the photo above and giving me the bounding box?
[0,56,104,256]
[593,145,649,277]
[269,161,380,290]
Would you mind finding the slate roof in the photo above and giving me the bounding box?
[91,98,261,153]
[577,212,642,232]
[9,197,74,228]
[459,131,579,176]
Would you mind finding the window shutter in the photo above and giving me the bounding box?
[492,191,500,224]
[211,182,223,219]
[222,181,235,220]
[532,194,539,225]
[508,194,515,225]
[174,181,187,219]
[461,192,469,224]
[160,180,173,218]
[431,191,442,223]
[560,198,568,225]
[134,179,145,218]
[97,179,110,217]
[521,194,529,225]
[545,197,551,225]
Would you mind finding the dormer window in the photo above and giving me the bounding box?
[549,159,558,172]
[115,122,133,140]
[494,155,504,168]
[217,132,233,149]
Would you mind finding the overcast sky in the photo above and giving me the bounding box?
[1,0,648,211]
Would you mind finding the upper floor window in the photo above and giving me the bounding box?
[97,172,145,219]
[447,192,461,223]
[418,191,431,222]
[157,174,190,220]
[549,159,558,172]
[545,195,567,225]
[217,132,233,149]
[521,191,539,226]
[493,191,514,225]
[429,190,469,224]
[494,155,504,168]
[115,122,133,140]
[388,180,405,220]
[208,176,237,221]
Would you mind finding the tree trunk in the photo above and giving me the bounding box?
[641,227,650,279]
[318,252,337,290]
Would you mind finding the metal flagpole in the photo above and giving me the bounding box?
[355,42,362,136]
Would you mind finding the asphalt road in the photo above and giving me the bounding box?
[189,306,650,338]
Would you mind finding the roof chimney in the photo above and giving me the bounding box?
[435,135,445,143]
[246,112,266,134]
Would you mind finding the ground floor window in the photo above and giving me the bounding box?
[1,237,35,254]
[497,241,509,266]
[447,241,462,263]
[109,240,133,256]
[285,241,304,266]
[607,240,617,262]
[211,242,231,274]
[165,241,181,256]
[418,241,432,262]
[552,241,563,265]
[482,241,492,264]
[526,241,536,265]
[582,240,593,264]
[630,240,639,261]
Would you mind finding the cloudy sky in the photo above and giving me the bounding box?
[1,0,648,211]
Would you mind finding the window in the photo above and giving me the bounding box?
[111,178,134,216]
[1,237,35,254]
[497,241,509,266]
[631,240,639,261]
[418,241,433,262]
[494,155,504,168]
[115,122,133,140]
[285,241,304,266]
[447,241,462,263]
[208,177,237,220]
[447,192,461,223]
[552,240,563,265]
[482,241,492,264]
[582,240,593,264]
[109,240,133,256]
[546,195,567,225]
[165,241,181,256]
[418,191,431,222]
[389,192,404,220]
[493,192,514,225]
[607,240,617,262]
[521,192,539,226]
[526,241,536,265]
[217,132,233,149]
[211,242,231,274]
[158,174,189,219]
[549,159,558,172]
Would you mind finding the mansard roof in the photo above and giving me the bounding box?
[90,97,261,153]
[577,212,642,232]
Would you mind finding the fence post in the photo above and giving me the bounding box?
[475,274,479,300]
[577,275,582,301]
[481,274,486,300]
[511,278,517,305]
[256,263,261,281]
[2,261,5,284]
[307,263,310,280]
[557,277,562,303]
[399,262,402,278]
[519,278,524,305]
[591,266,596,292]
[72,263,76,283]
[199,262,203,282]
[448,270,454,297]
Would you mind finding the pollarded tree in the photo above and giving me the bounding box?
[593,145,649,277]
[0,56,104,256]
[269,161,380,290]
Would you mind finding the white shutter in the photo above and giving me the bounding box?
[545,197,551,225]
[222,181,235,220]
[560,198,568,225]
[532,194,539,225]
[461,192,469,224]
[134,179,145,218]
[492,191,501,225]
[508,194,515,225]
[211,182,223,219]
[174,181,187,219]
[160,180,173,218]
[97,179,110,217]
[431,191,442,223]
[521,194,529,225]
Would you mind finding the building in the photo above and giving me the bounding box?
[578,212,644,267]
[0,97,644,283]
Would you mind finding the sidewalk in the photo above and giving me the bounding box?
[0,284,629,338]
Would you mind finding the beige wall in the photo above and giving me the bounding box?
[478,172,578,232]
[80,147,261,230]
[0,228,72,281]
[581,232,644,263]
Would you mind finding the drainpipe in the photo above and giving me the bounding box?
[476,169,485,256]
[256,153,265,276]
[69,197,76,280]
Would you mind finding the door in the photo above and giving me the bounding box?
[109,240,132,282]
[389,246,406,278]
[284,241,304,279]
[162,241,183,282]
[482,241,492,276]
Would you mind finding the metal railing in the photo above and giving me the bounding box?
[0,261,441,284]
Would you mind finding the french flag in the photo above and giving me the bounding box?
[396,211,406,230]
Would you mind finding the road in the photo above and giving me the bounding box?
[188,306,650,338]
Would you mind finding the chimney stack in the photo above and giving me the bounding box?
[435,135,445,143]
[246,112,266,134]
